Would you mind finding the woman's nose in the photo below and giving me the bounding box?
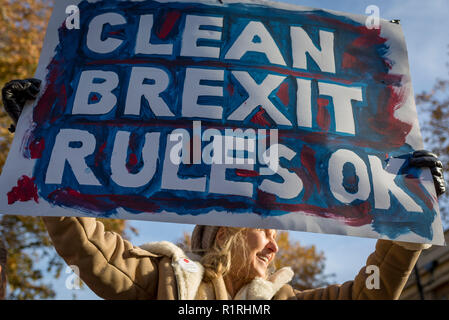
[267,237,279,253]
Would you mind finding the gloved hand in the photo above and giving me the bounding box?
[1,78,41,133]
[393,150,447,251]
[409,150,446,197]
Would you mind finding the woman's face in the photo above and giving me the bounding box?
[233,228,279,280]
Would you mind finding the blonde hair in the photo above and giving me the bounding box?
[200,227,250,282]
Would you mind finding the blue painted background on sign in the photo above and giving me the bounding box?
[19,0,436,240]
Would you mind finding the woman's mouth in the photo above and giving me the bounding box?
[256,254,270,265]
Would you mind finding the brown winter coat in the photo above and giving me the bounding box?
[42,216,422,300]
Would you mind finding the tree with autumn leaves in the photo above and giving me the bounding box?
[274,231,334,290]
[0,0,54,300]
[0,0,137,299]
[0,1,50,167]
[415,50,449,224]
[0,0,333,299]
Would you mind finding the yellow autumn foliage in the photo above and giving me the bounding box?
[0,0,135,299]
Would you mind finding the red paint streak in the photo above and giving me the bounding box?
[250,109,271,127]
[150,195,253,211]
[87,58,354,85]
[29,138,45,159]
[48,188,160,213]
[126,134,141,170]
[258,190,373,227]
[308,16,390,74]
[345,175,357,185]
[90,94,99,102]
[32,59,68,126]
[127,153,138,172]
[312,15,386,46]
[258,65,353,85]
[312,15,363,33]
[227,83,234,96]
[129,153,138,166]
[95,142,107,167]
[334,22,389,73]
[316,98,331,132]
[341,51,367,72]
[108,30,122,36]
[235,169,259,177]
[342,52,358,69]
[129,132,141,151]
[34,58,62,125]
[352,27,386,47]
[383,58,393,70]
[368,85,412,148]
[404,177,434,210]
[47,185,375,227]
[291,167,313,201]
[157,11,181,39]
[256,189,277,208]
[373,73,403,86]
[277,81,289,106]
[7,176,39,205]
[300,145,321,194]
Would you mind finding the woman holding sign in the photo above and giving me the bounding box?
[2,79,447,300]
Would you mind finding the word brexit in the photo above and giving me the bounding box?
[73,11,364,134]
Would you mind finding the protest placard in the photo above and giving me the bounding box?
[0,0,444,244]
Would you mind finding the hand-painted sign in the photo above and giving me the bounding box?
[0,0,444,244]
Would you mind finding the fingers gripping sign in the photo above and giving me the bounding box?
[409,150,447,197]
[1,79,41,133]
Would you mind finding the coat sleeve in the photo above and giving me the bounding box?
[42,216,160,300]
[274,239,422,300]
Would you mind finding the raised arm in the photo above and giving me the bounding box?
[43,216,161,300]
[3,79,166,299]
[275,151,446,300]
[282,240,423,299]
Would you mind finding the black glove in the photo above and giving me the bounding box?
[409,150,446,197]
[1,78,41,133]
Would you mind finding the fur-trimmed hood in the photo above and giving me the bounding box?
[139,241,293,300]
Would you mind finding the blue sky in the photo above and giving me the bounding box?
[39,0,449,300]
